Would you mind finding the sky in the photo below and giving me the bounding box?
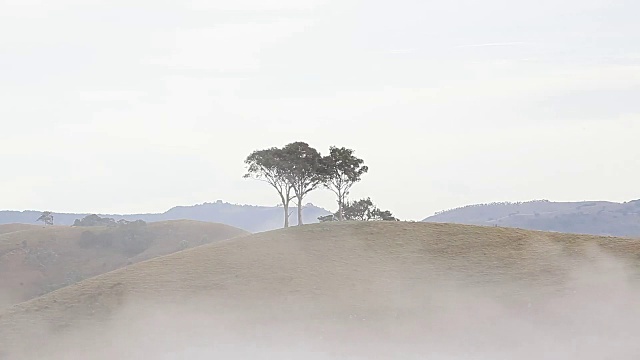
[1,0,639,220]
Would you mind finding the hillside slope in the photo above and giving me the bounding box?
[424,199,640,237]
[0,224,41,235]
[1,222,640,359]
[0,220,247,309]
[0,201,331,233]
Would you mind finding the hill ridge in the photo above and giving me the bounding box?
[425,199,640,237]
[0,201,331,233]
[0,220,247,310]
[2,221,640,358]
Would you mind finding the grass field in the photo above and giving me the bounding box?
[0,220,247,310]
[0,224,42,235]
[1,221,640,359]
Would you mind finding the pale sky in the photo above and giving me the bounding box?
[1,0,639,220]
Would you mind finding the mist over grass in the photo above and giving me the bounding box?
[6,243,640,360]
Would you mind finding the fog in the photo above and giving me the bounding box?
[6,246,640,359]
[1,1,639,357]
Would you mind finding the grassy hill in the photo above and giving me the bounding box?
[0,224,41,235]
[0,201,331,233]
[0,220,247,310]
[1,221,640,358]
[424,199,640,237]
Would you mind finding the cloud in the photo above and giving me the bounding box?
[77,90,147,102]
[1,0,640,218]
[186,0,325,11]
[387,48,417,54]
[142,21,312,72]
[453,42,528,48]
[0,0,49,17]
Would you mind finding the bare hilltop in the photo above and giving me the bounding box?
[2,221,640,359]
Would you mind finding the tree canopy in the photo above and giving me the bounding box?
[319,198,399,222]
[36,211,54,226]
[322,146,368,220]
[282,142,325,225]
[72,214,147,228]
[244,141,394,228]
[244,147,295,227]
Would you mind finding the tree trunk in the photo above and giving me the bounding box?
[297,200,304,226]
[283,203,290,228]
[336,191,342,221]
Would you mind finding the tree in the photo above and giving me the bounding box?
[36,211,54,226]
[343,198,376,221]
[322,146,368,220]
[370,208,399,221]
[73,214,117,227]
[319,197,399,222]
[72,214,145,227]
[282,142,325,226]
[244,147,295,228]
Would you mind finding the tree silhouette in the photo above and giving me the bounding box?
[36,211,54,226]
[323,146,368,220]
[319,198,399,222]
[244,147,295,228]
[281,142,325,226]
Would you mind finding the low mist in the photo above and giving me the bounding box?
[6,245,640,360]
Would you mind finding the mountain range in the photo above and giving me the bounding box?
[0,201,331,233]
[423,199,640,237]
[4,198,640,237]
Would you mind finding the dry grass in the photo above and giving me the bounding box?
[0,220,247,309]
[2,221,640,358]
[0,224,42,235]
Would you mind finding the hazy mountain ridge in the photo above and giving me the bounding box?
[424,199,640,237]
[0,201,331,233]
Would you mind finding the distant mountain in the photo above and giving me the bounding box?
[423,199,640,237]
[0,201,331,233]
